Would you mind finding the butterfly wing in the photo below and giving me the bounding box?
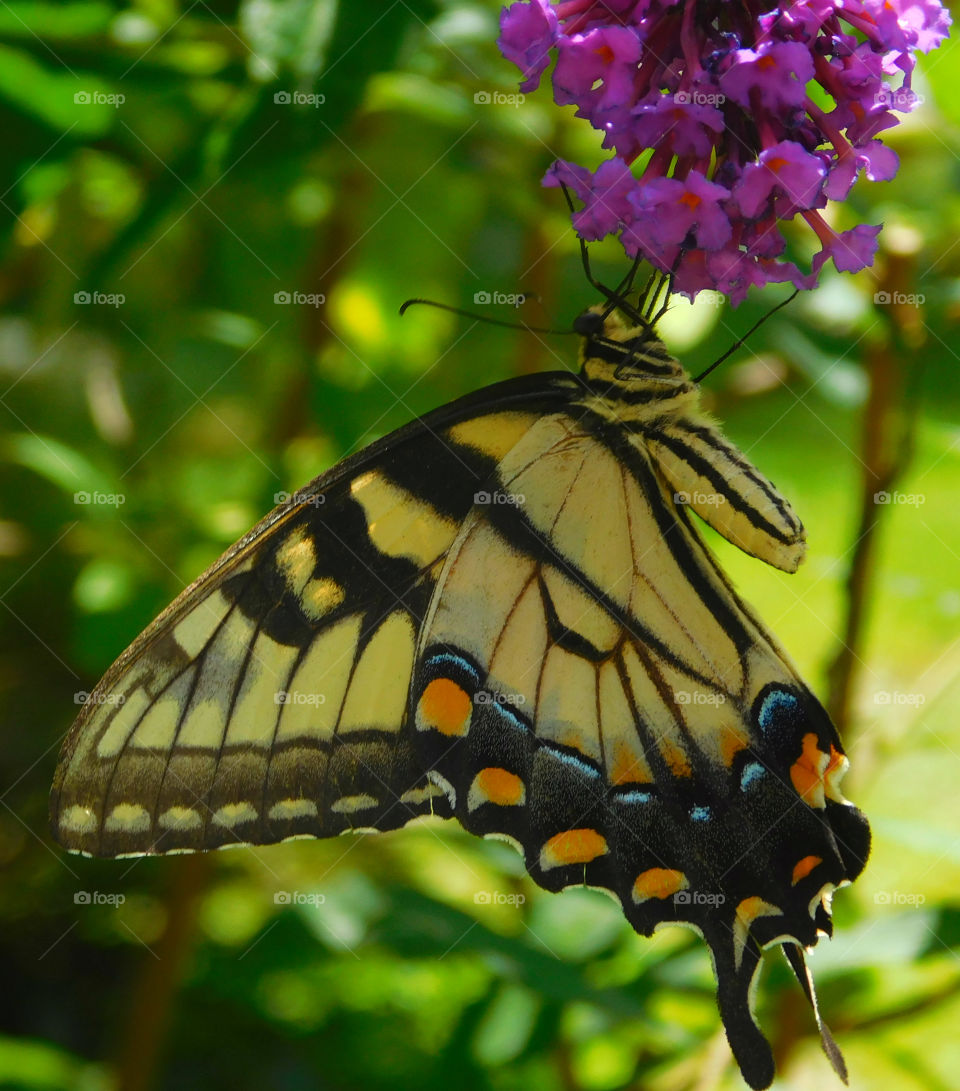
[52,331,869,1089]
[409,407,869,1089]
[645,416,806,572]
[51,375,575,857]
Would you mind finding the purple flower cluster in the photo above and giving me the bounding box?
[499,0,949,303]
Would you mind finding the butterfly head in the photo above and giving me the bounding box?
[575,305,696,411]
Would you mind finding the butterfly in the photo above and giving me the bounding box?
[52,282,870,1090]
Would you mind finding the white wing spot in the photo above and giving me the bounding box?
[426,770,457,809]
[105,803,151,833]
[158,806,203,831]
[399,783,447,806]
[268,798,319,821]
[60,805,97,834]
[212,802,259,827]
[330,794,378,814]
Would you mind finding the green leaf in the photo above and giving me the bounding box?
[0,2,112,39]
[0,44,120,135]
[1,433,116,498]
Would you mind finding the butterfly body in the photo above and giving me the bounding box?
[52,306,868,1089]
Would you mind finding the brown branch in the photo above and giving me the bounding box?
[824,242,926,734]
[113,853,211,1091]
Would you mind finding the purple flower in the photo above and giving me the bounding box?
[631,96,725,158]
[497,0,949,301]
[545,158,638,239]
[901,0,952,51]
[553,26,643,148]
[735,141,827,218]
[825,140,899,200]
[499,0,558,92]
[810,220,883,273]
[631,172,733,254]
[721,41,816,111]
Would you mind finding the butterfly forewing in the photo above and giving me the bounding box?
[52,309,869,1090]
[52,382,570,857]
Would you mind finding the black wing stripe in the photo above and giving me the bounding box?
[662,421,801,539]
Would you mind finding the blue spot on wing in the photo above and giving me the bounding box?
[543,745,602,779]
[491,701,529,733]
[690,805,711,821]
[758,687,800,737]
[615,789,654,805]
[425,651,480,683]
[741,762,766,790]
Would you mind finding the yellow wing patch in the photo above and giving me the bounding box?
[350,471,457,568]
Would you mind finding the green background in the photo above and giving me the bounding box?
[1,2,959,1089]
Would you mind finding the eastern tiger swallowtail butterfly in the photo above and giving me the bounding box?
[51,293,870,1089]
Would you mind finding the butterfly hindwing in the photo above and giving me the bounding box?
[409,402,868,1087]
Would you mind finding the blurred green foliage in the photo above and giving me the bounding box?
[1,2,959,1089]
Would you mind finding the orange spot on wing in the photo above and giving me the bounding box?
[791,732,828,806]
[736,895,781,928]
[541,828,608,869]
[719,724,749,767]
[632,867,688,903]
[419,678,472,737]
[609,741,651,785]
[475,767,525,806]
[791,855,823,885]
[662,740,692,777]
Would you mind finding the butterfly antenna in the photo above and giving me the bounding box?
[561,181,645,320]
[693,288,799,384]
[398,298,574,336]
[561,183,614,302]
